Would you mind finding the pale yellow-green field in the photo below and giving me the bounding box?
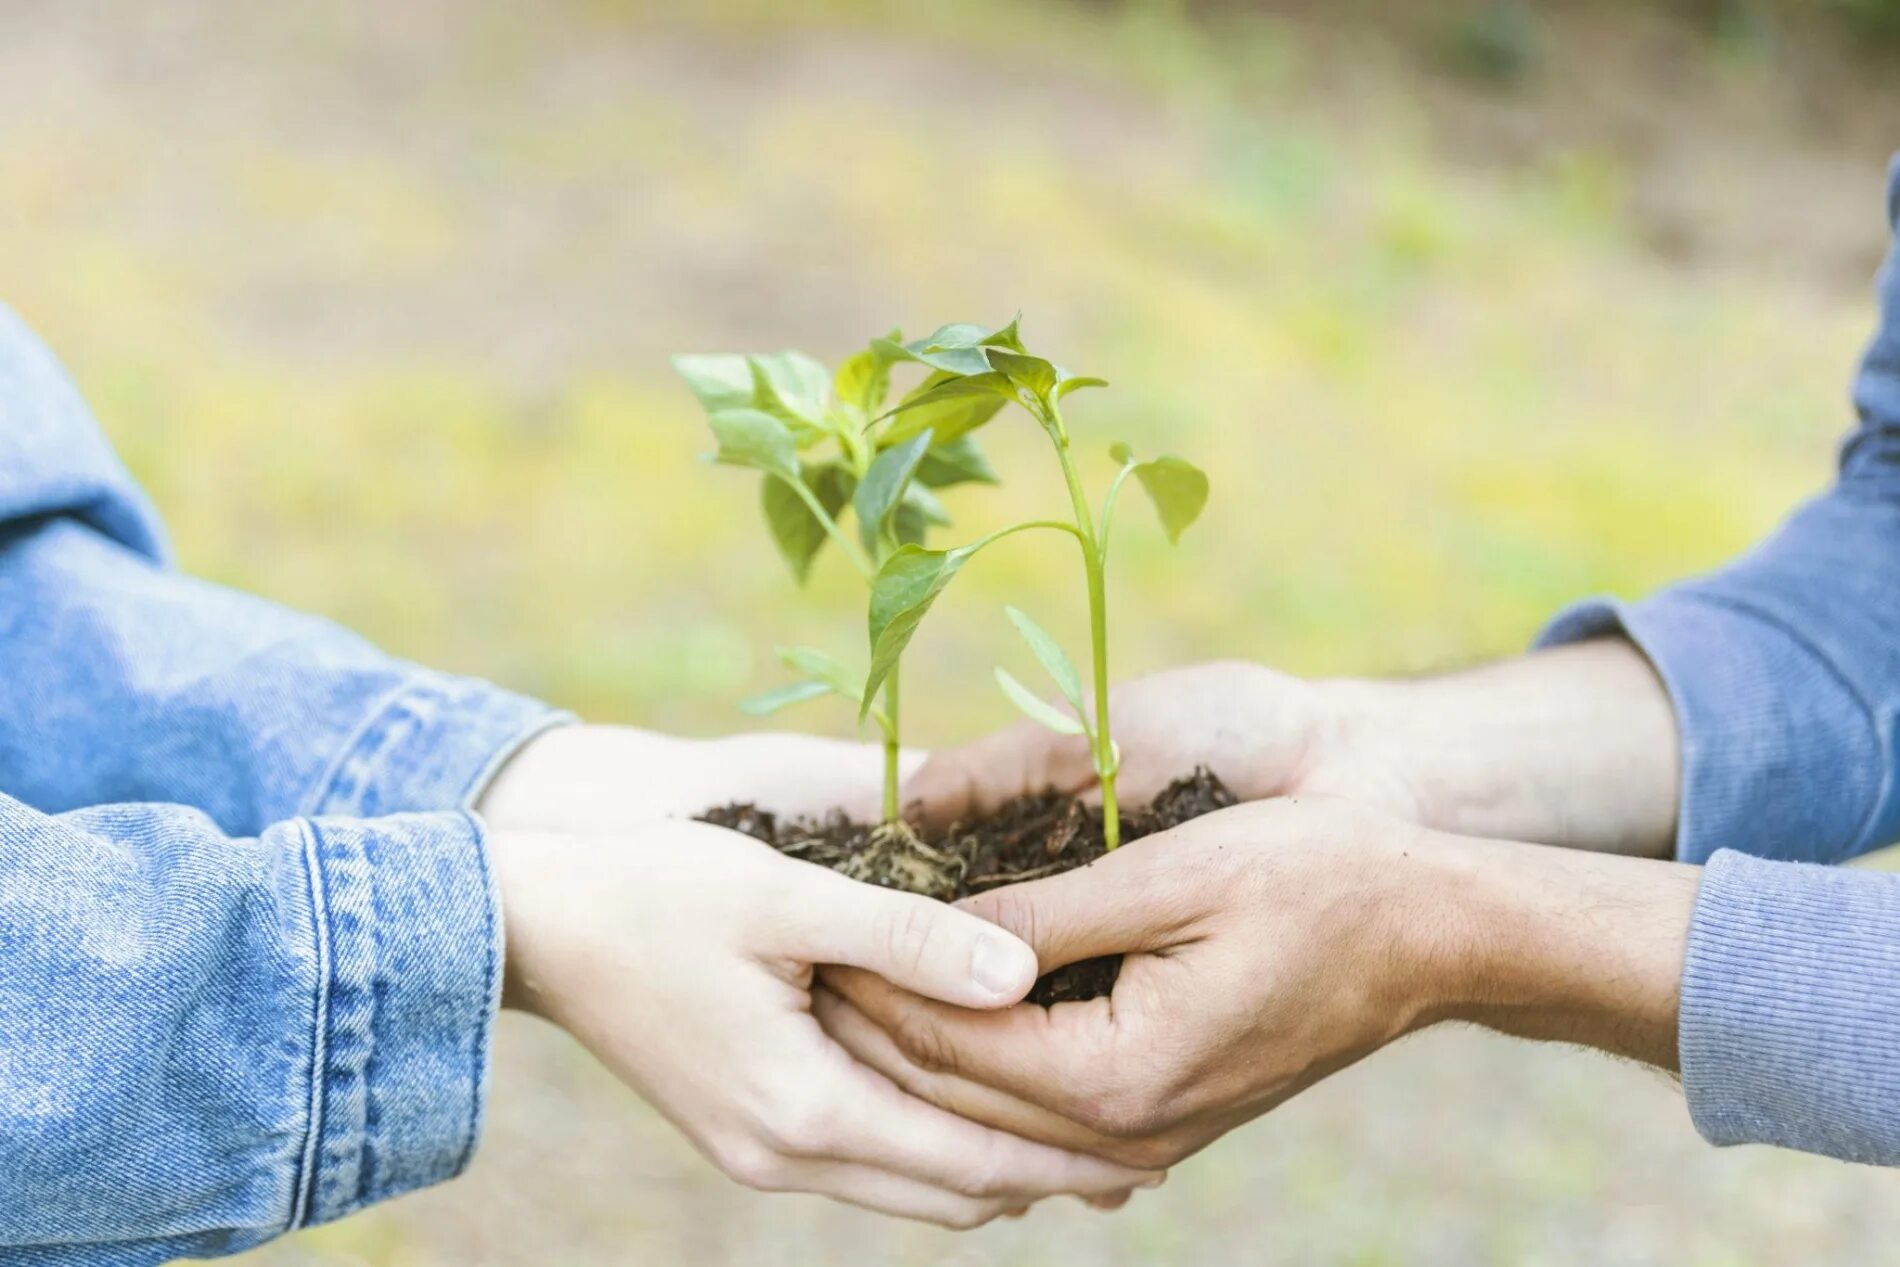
[5,2,1899,1263]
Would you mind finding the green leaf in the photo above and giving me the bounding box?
[833,340,897,417]
[739,679,833,716]
[994,666,1086,736]
[1109,441,1135,465]
[877,319,1026,377]
[760,462,853,584]
[983,314,1026,353]
[986,349,1058,400]
[777,645,864,705]
[708,408,799,483]
[747,352,832,429]
[878,372,1014,445]
[672,354,757,415]
[1130,454,1210,544]
[892,483,950,546]
[861,542,977,719]
[1003,605,1085,717]
[854,430,933,554]
[914,433,998,487]
[1055,371,1108,400]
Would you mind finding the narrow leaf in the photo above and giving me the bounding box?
[777,645,864,705]
[853,430,933,555]
[915,433,998,487]
[708,408,799,483]
[1131,455,1210,544]
[1003,605,1085,716]
[1054,372,1108,400]
[994,666,1086,736]
[739,680,833,716]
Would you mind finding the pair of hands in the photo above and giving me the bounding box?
[478,645,1691,1225]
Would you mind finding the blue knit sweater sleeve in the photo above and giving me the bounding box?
[1538,156,1900,1163]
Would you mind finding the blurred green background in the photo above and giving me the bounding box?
[6,1,1899,1263]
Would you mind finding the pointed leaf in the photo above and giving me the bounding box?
[739,679,833,716]
[760,463,853,585]
[986,349,1058,400]
[834,338,900,417]
[915,433,998,487]
[892,483,951,546]
[1131,455,1210,544]
[777,645,864,705]
[983,314,1026,352]
[672,353,757,415]
[747,351,832,429]
[1108,441,1135,465]
[994,667,1086,736]
[861,543,973,719]
[878,372,1014,446]
[1003,605,1085,716]
[853,430,933,554]
[708,408,799,483]
[1055,372,1108,400]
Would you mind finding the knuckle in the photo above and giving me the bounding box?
[1117,1134,1190,1171]
[1078,1087,1166,1140]
[978,888,1040,953]
[753,1088,838,1158]
[890,1009,960,1076]
[945,1139,1010,1198]
[875,898,941,983]
[716,1139,790,1191]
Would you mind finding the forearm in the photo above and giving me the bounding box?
[1414,833,1698,1069]
[1312,639,1680,858]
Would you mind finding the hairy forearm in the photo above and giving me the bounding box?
[1315,639,1680,858]
[1412,833,1699,1070]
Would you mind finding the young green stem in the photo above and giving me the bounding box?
[1044,400,1121,850]
[881,665,901,825]
[789,478,876,581]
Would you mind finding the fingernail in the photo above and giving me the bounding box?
[970,933,1036,998]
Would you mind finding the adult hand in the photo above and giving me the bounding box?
[479,724,915,831]
[822,797,1696,1170]
[490,818,1163,1227]
[908,639,1679,857]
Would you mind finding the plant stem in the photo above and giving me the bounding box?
[882,665,901,824]
[789,478,875,580]
[1044,401,1122,849]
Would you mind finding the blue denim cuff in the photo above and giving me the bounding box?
[1680,849,1900,1165]
[304,670,574,820]
[1536,592,1882,865]
[298,811,503,1226]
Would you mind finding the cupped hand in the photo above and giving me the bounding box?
[819,797,1460,1171]
[904,661,1420,824]
[479,723,918,831]
[490,818,1163,1227]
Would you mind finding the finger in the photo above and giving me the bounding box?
[768,865,1040,1008]
[824,963,1123,1121]
[955,838,1194,969]
[780,1159,1019,1230]
[815,986,1136,1160]
[904,720,1096,825]
[801,1028,1162,1197]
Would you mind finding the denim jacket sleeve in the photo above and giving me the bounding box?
[0,302,570,835]
[1539,157,1900,1165]
[0,794,502,1264]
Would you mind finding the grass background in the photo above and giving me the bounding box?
[4,1,1899,1262]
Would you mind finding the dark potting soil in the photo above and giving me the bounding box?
[701,767,1236,1005]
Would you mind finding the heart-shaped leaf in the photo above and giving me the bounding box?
[739,679,833,716]
[761,463,853,584]
[1003,604,1086,718]
[1129,454,1209,544]
[777,645,865,705]
[994,666,1086,736]
[915,433,998,488]
[854,430,933,555]
[708,408,799,483]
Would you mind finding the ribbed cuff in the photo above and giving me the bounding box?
[305,670,574,819]
[1536,592,1881,865]
[1680,850,1900,1165]
[297,811,504,1225]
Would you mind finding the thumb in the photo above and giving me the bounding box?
[776,868,1042,1009]
[955,841,1182,970]
[905,720,1096,826]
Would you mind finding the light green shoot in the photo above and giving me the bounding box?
[672,337,999,823]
